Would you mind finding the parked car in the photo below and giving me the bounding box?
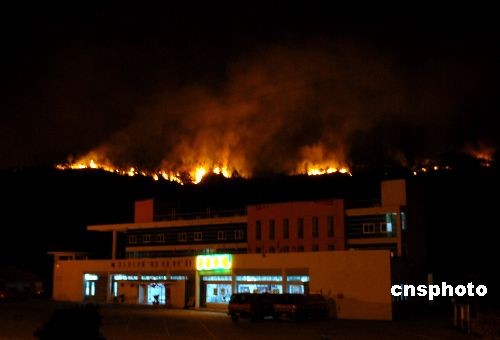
[273,293,329,321]
[228,293,276,322]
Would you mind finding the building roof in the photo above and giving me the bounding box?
[88,215,248,232]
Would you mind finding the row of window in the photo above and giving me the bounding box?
[252,244,335,253]
[255,216,334,241]
[362,222,393,234]
[128,230,244,244]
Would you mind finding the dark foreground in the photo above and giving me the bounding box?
[0,299,496,339]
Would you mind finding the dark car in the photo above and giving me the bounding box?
[228,293,276,322]
[273,293,329,321]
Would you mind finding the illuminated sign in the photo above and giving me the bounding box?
[196,254,232,271]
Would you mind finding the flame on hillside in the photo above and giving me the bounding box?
[56,143,351,184]
[465,144,495,167]
[293,144,351,176]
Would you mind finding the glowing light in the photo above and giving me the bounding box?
[465,144,495,167]
[305,166,351,176]
[84,273,98,281]
[193,166,207,184]
[213,166,230,177]
[196,254,232,271]
[56,142,353,184]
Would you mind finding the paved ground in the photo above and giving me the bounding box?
[0,299,482,339]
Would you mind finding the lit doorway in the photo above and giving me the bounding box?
[147,283,166,305]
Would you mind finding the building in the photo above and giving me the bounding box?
[50,178,418,320]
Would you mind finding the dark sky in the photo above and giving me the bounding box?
[1,4,499,173]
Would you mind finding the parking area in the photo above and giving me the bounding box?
[0,299,476,339]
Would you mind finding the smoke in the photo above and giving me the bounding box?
[82,41,422,175]
[18,40,496,176]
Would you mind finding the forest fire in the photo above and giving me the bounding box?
[56,150,351,184]
[465,144,495,167]
[56,158,234,185]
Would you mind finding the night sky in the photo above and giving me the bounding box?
[1,4,499,173]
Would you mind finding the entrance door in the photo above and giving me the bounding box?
[147,283,166,304]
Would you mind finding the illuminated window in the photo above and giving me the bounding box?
[283,219,289,239]
[217,231,225,240]
[202,276,232,281]
[170,275,188,280]
[287,275,309,282]
[178,233,187,242]
[112,282,118,297]
[141,275,167,281]
[113,274,139,281]
[205,284,232,304]
[236,275,282,282]
[327,216,334,237]
[84,273,98,281]
[194,232,203,241]
[363,223,375,234]
[269,220,275,240]
[312,216,319,238]
[154,234,164,242]
[234,230,243,240]
[297,218,304,239]
[256,220,261,240]
[84,281,95,297]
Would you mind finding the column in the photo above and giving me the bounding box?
[112,230,117,260]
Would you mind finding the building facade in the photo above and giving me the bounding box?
[247,200,345,254]
[50,179,416,320]
[52,250,392,320]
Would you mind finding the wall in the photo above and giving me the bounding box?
[247,199,345,253]
[134,199,154,223]
[381,179,406,206]
[169,281,186,308]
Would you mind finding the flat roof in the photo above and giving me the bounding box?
[88,215,248,232]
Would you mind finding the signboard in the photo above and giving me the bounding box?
[196,254,232,271]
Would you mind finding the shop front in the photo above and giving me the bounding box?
[57,250,393,320]
[195,254,310,308]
